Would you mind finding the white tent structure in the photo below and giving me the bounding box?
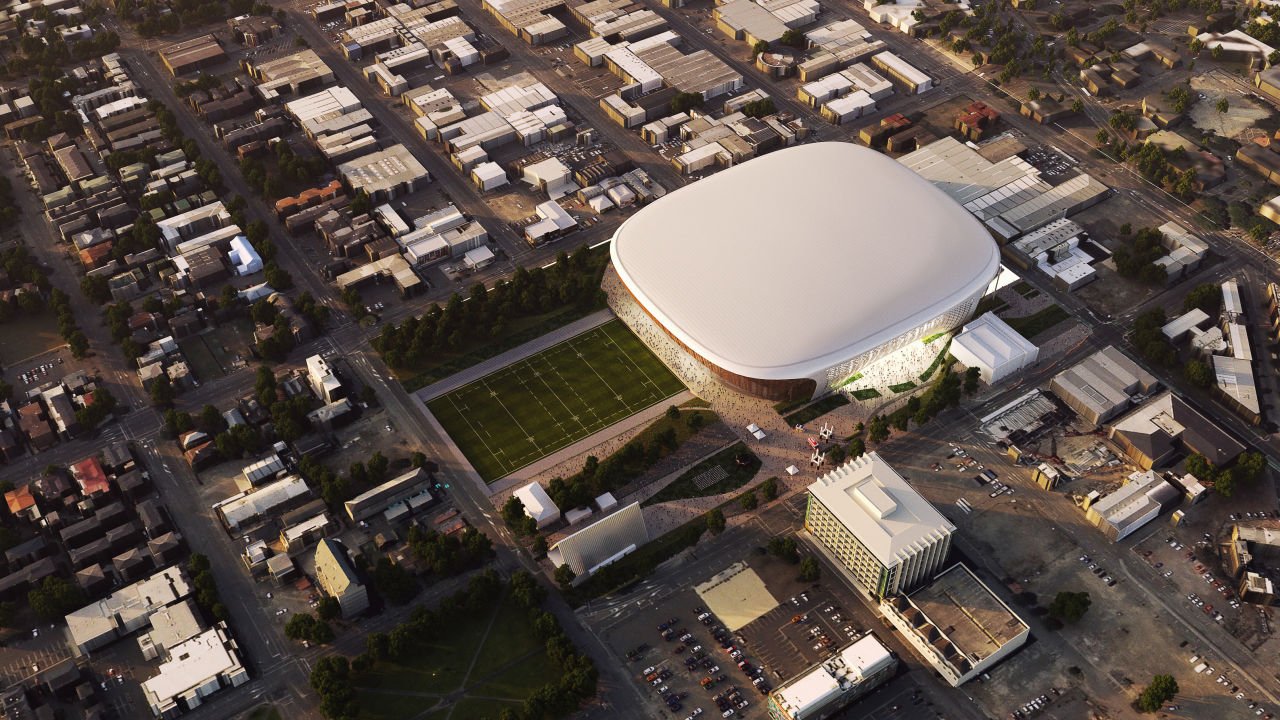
[949,312,1038,385]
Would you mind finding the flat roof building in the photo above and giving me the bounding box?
[159,35,226,76]
[314,539,369,618]
[514,482,561,529]
[880,564,1029,686]
[1086,470,1182,541]
[805,453,954,598]
[1049,346,1158,427]
[343,467,430,523]
[549,502,648,577]
[213,475,311,533]
[66,566,191,655]
[141,625,249,717]
[949,312,1038,385]
[610,142,998,402]
[766,634,897,720]
[337,145,430,202]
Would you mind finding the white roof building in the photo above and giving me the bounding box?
[950,312,1038,385]
[769,635,897,718]
[141,625,250,717]
[1087,470,1181,541]
[514,482,561,528]
[807,453,955,574]
[611,142,998,399]
[67,566,191,654]
[214,475,310,532]
[227,235,262,276]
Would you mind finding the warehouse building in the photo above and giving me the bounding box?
[1109,391,1244,470]
[870,51,932,94]
[249,49,334,101]
[213,475,311,533]
[337,145,431,202]
[343,467,431,523]
[880,564,1029,686]
[1049,346,1158,427]
[315,538,369,617]
[949,312,1038,385]
[549,502,648,576]
[805,453,954,598]
[1085,470,1182,541]
[899,137,1110,240]
[766,634,897,720]
[159,35,226,76]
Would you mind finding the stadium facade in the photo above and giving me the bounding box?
[608,142,1000,402]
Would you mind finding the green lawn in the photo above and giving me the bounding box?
[1004,305,1071,340]
[918,341,952,383]
[851,388,881,400]
[643,443,760,507]
[889,381,917,393]
[356,608,495,695]
[357,588,559,720]
[469,594,545,679]
[428,320,685,482]
[360,691,437,720]
[472,649,563,697]
[783,394,850,426]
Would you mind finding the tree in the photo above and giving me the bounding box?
[315,597,341,622]
[285,612,335,644]
[963,366,981,395]
[68,331,89,359]
[798,556,821,582]
[28,577,86,622]
[1216,98,1229,113]
[149,374,175,406]
[761,477,779,501]
[780,28,806,47]
[1047,591,1091,624]
[740,490,758,510]
[666,405,680,421]
[687,412,704,431]
[1184,359,1213,388]
[752,39,769,58]
[1136,674,1178,712]
[532,534,548,556]
[554,564,577,589]
[1186,453,1214,481]
[706,508,726,534]
[1183,283,1221,316]
[670,91,704,114]
[80,275,110,304]
[1071,99,1084,113]
[373,557,419,605]
[768,536,800,563]
[848,436,866,459]
[1027,87,1041,101]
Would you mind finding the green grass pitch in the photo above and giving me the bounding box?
[427,320,686,482]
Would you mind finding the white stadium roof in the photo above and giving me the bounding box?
[611,142,999,381]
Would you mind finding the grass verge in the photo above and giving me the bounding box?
[1004,304,1070,340]
[783,394,850,426]
[642,442,760,507]
[889,381,917,394]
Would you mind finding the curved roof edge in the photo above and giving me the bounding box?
[610,223,1001,382]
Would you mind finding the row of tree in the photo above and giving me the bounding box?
[374,245,608,371]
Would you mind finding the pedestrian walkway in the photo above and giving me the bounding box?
[414,309,615,401]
